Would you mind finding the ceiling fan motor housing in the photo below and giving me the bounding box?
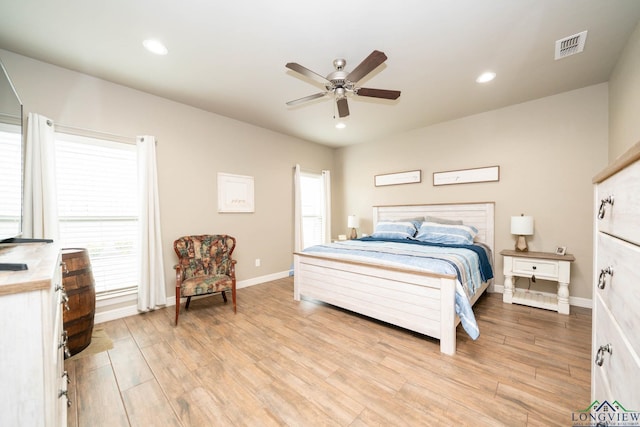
[326,70,353,94]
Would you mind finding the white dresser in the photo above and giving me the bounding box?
[0,242,69,427]
[592,141,640,410]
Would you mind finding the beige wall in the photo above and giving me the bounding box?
[334,84,609,300]
[609,20,640,161]
[0,46,617,308]
[0,49,334,306]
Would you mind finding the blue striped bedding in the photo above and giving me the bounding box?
[301,238,494,340]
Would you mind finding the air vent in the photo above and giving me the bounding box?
[555,31,588,60]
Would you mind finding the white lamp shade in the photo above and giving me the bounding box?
[347,215,360,228]
[511,215,534,235]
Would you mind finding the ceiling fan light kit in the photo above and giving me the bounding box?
[285,50,401,118]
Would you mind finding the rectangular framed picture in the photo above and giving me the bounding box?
[374,170,421,187]
[217,172,254,213]
[555,246,567,256]
[433,165,500,186]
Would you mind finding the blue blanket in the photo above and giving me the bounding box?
[302,238,494,340]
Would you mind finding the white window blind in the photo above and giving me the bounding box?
[0,124,22,237]
[55,133,139,294]
[300,172,325,249]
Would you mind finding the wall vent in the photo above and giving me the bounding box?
[555,31,588,60]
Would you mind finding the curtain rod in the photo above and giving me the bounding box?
[294,165,325,175]
[54,122,137,145]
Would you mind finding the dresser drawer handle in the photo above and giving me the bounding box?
[595,343,612,366]
[58,389,72,407]
[598,266,613,289]
[598,195,614,219]
[59,331,71,358]
[61,290,70,311]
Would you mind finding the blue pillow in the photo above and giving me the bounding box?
[370,221,417,239]
[414,222,478,245]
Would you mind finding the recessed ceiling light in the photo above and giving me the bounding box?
[335,122,346,129]
[143,39,168,55]
[476,71,496,83]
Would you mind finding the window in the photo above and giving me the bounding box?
[300,172,326,248]
[0,123,22,237]
[55,133,139,294]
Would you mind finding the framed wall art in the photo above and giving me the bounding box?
[217,172,255,213]
[374,170,421,187]
[433,166,500,186]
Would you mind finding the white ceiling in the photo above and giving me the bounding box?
[1,0,640,147]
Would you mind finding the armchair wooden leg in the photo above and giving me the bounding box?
[232,283,237,313]
[175,288,180,326]
[185,296,192,310]
[221,291,228,303]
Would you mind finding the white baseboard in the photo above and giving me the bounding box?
[237,270,291,289]
[95,305,140,325]
[94,270,291,324]
[491,284,592,309]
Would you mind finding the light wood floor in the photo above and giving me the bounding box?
[65,277,592,426]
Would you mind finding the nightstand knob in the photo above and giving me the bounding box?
[598,266,613,289]
[532,265,537,270]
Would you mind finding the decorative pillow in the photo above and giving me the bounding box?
[394,217,424,231]
[370,221,417,239]
[424,215,464,225]
[414,222,478,245]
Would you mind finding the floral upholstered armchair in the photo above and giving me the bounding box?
[173,235,237,325]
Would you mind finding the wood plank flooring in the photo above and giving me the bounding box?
[65,277,592,426]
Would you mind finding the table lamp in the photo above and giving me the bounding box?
[347,215,359,240]
[511,214,534,252]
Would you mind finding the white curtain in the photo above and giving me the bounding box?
[137,135,167,311]
[293,164,303,252]
[321,169,331,244]
[23,113,59,240]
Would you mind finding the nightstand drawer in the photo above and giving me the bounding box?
[512,259,558,278]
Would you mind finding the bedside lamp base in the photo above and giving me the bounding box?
[515,235,529,252]
[349,228,358,240]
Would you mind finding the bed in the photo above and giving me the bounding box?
[293,202,495,355]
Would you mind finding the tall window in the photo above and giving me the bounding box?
[300,172,326,248]
[0,123,22,237]
[55,133,139,294]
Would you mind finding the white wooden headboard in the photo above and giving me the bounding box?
[372,202,495,255]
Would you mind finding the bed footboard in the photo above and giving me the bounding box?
[294,253,458,355]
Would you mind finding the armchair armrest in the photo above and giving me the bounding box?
[229,259,237,279]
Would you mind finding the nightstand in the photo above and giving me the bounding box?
[500,249,575,314]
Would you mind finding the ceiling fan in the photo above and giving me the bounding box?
[285,50,401,118]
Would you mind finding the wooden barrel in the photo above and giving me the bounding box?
[62,248,96,357]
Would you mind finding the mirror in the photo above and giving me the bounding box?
[0,58,23,242]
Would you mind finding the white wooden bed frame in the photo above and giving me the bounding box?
[294,202,495,355]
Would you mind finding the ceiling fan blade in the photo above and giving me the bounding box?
[346,50,388,83]
[356,87,401,100]
[337,98,349,118]
[285,62,331,85]
[286,92,326,106]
